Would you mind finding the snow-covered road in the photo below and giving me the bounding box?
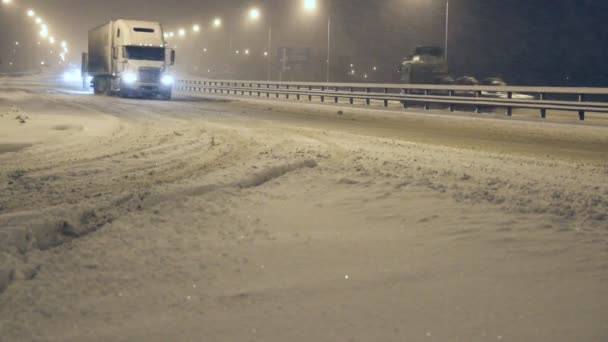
[1,74,607,341]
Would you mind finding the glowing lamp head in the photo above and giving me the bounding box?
[304,0,317,11]
[249,8,261,20]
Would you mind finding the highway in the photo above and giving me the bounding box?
[1,73,607,341]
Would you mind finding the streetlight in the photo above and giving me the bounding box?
[213,18,222,28]
[27,9,35,17]
[193,24,200,33]
[247,7,273,80]
[249,7,260,20]
[178,28,186,37]
[303,0,331,82]
[304,0,317,11]
[2,0,13,5]
[445,0,449,65]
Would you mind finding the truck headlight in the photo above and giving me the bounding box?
[122,72,138,84]
[161,74,174,86]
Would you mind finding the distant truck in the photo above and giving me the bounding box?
[83,19,175,100]
[398,46,449,85]
[398,46,507,88]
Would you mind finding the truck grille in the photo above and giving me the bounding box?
[138,67,161,83]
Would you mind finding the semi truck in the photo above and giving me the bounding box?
[83,19,175,99]
[398,46,450,85]
[398,45,508,87]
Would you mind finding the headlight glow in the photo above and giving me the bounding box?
[63,69,81,83]
[161,75,174,86]
[122,72,138,84]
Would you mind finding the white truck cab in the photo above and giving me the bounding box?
[85,19,175,100]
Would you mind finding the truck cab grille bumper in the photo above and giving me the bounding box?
[138,67,161,84]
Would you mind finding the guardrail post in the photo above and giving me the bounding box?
[540,93,546,119]
[383,88,389,107]
[257,84,261,97]
[276,84,280,98]
[249,83,253,96]
[401,89,408,109]
[366,88,371,106]
[286,85,290,99]
[506,92,513,116]
[266,84,270,98]
[308,86,313,101]
[578,94,585,121]
[321,86,325,102]
[349,87,354,105]
[297,86,301,100]
[424,90,430,110]
[334,86,339,104]
[448,90,455,112]
[475,91,481,113]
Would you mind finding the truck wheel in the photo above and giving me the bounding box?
[93,80,104,95]
[104,79,113,96]
[160,92,172,101]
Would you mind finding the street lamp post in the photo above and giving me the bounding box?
[326,15,331,83]
[267,26,272,80]
[303,0,332,82]
[248,7,273,81]
[445,0,449,66]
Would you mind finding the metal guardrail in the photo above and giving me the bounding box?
[176,78,608,121]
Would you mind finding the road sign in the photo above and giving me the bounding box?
[278,47,312,71]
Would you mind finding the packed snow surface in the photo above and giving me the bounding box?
[0,74,607,341]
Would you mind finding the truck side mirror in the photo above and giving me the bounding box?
[170,50,175,65]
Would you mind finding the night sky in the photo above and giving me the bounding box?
[1,0,607,86]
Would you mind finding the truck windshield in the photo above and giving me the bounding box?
[124,46,165,61]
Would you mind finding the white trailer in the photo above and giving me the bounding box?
[84,19,175,100]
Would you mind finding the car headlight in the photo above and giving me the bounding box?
[122,72,138,84]
[161,74,174,86]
